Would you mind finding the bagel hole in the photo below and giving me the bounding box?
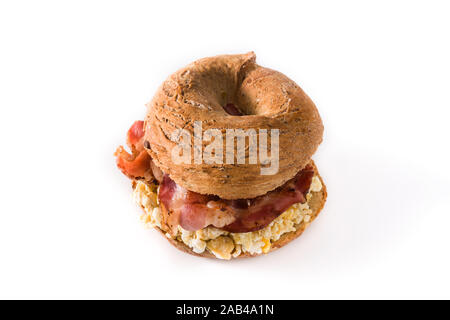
[223,103,244,116]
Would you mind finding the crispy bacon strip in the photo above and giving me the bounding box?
[223,103,243,116]
[116,120,315,234]
[127,120,146,151]
[159,175,237,235]
[115,120,153,180]
[158,165,315,234]
[221,166,314,232]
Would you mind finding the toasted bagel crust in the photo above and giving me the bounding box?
[144,52,323,199]
[149,161,327,259]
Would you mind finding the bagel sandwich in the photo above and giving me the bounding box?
[115,52,327,260]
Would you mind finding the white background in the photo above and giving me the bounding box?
[1,0,449,300]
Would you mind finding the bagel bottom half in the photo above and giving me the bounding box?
[132,161,327,260]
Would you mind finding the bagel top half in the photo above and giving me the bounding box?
[144,52,323,199]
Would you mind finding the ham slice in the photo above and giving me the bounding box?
[158,165,314,234]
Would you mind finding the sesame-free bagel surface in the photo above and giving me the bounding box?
[144,52,323,199]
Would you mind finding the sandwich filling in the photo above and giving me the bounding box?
[133,174,322,259]
[116,120,323,259]
[157,165,315,236]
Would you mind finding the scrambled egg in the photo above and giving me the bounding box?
[133,176,322,260]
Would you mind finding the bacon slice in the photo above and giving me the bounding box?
[116,121,315,234]
[158,165,315,234]
[159,175,237,235]
[127,120,146,151]
[115,120,153,180]
[223,103,243,116]
[221,166,314,232]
